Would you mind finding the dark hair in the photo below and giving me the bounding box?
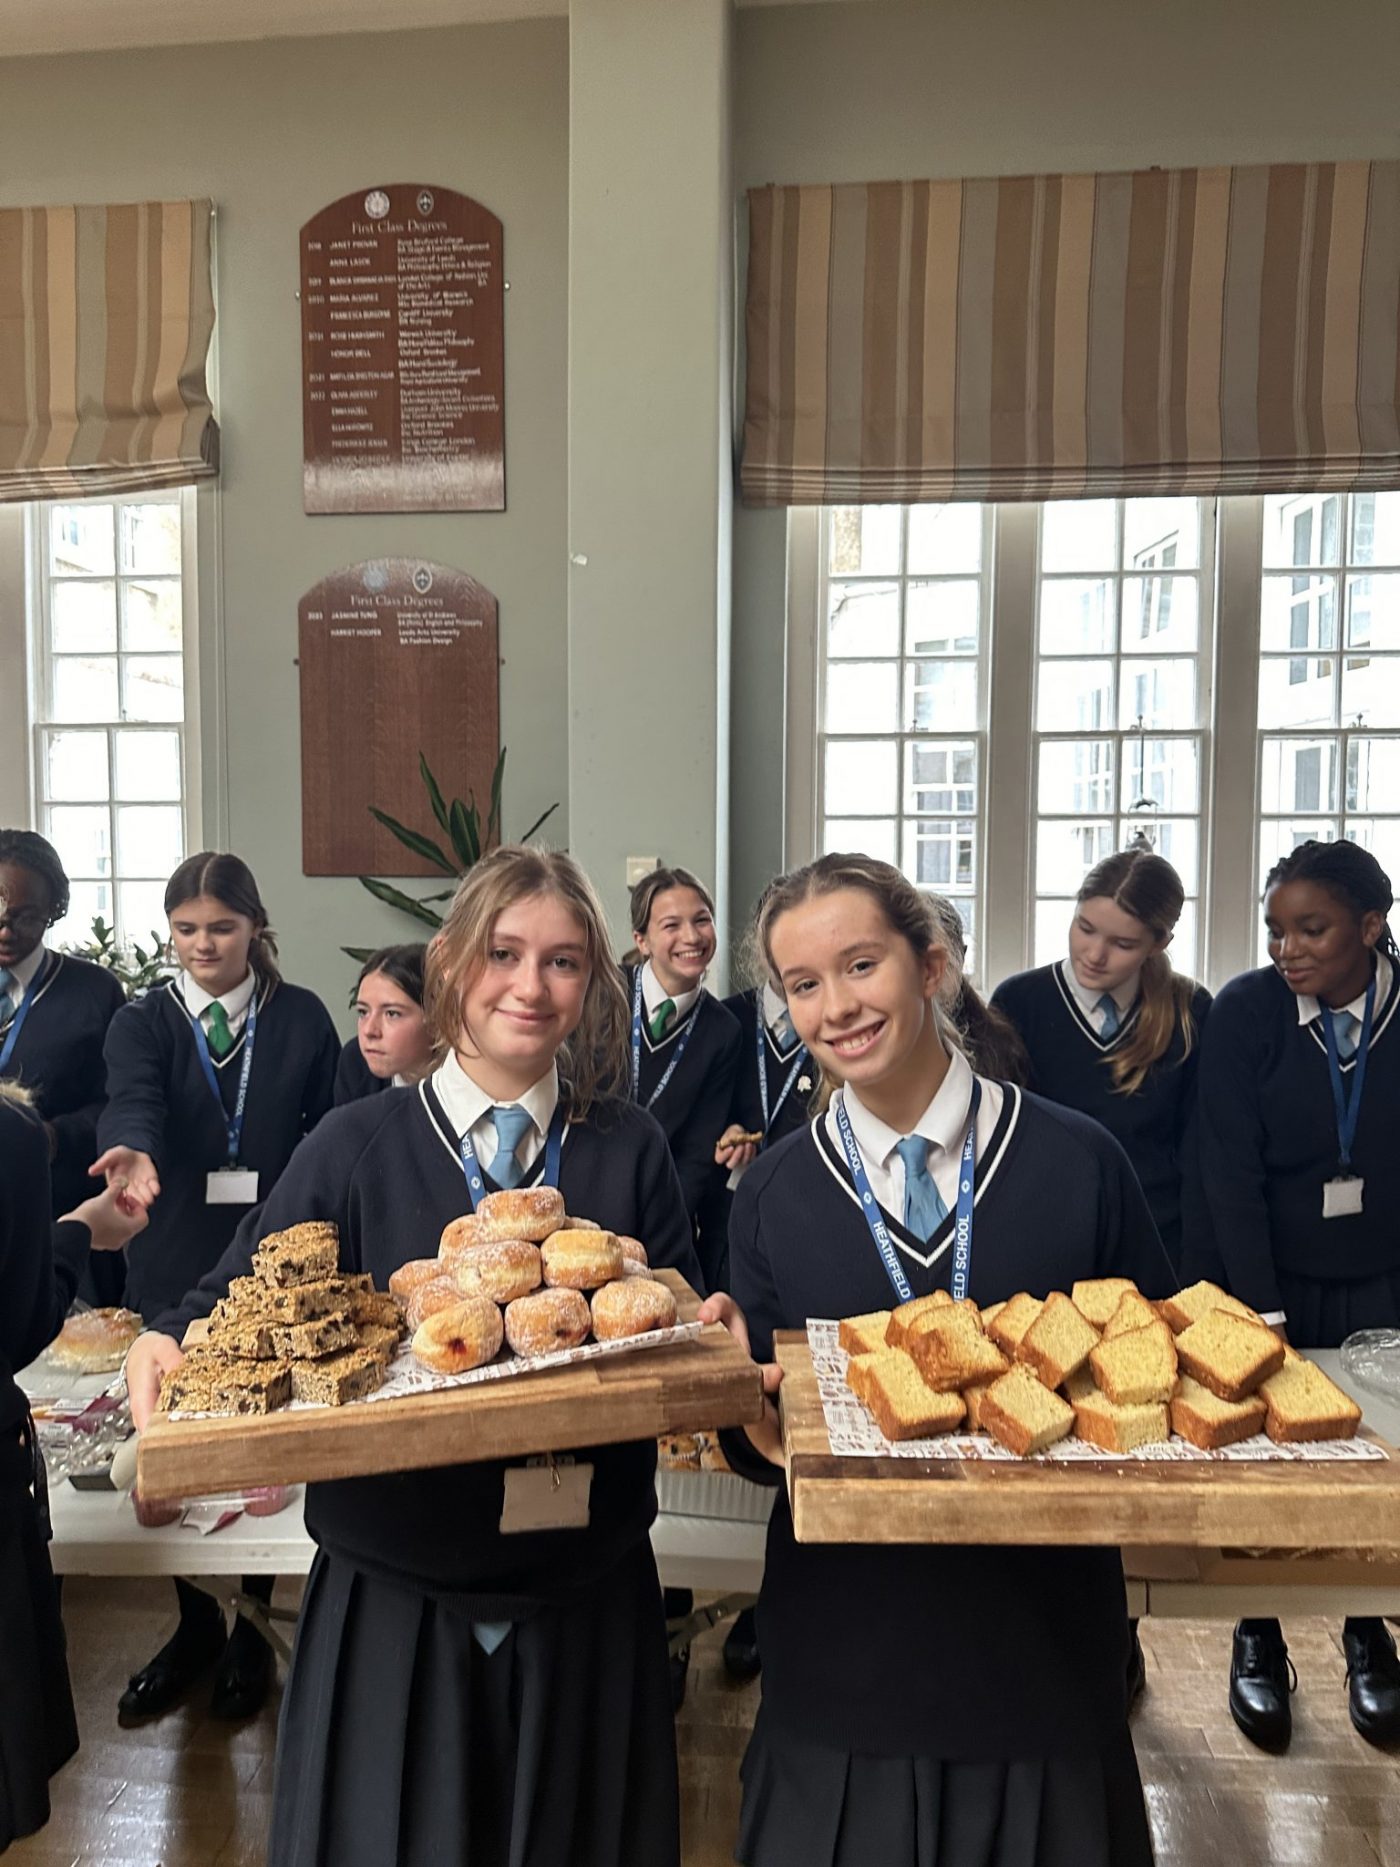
[0,828,70,924]
[164,851,281,985]
[353,943,426,1005]
[923,892,1029,1084]
[624,864,717,969]
[1077,846,1199,1096]
[1264,838,1400,964]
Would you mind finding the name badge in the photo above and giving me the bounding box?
[1323,1176,1364,1219]
[499,1455,593,1534]
[206,1168,260,1205]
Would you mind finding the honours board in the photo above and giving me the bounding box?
[298,559,498,877]
[301,183,505,513]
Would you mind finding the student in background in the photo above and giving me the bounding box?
[124,847,702,1867]
[93,851,339,1727]
[926,893,1029,1086]
[1197,839,1400,1751]
[333,943,432,1104]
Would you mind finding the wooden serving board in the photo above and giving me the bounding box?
[137,1274,761,1502]
[775,1334,1400,1550]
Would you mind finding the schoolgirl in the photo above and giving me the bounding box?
[333,942,432,1104]
[125,846,702,1867]
[717,854,1171,1867]
[926,893,1029,1085]
[0,1082,144,1852]
[1196,839,1400,1750]
[992,848,1211,1269]
[93,851,339,1726]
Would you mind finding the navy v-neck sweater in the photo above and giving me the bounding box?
[1,952,126,1215]
[991,963,1212,1262]
[97,978,339,1320]
[333,1037,390,1106]
[628,975,742,1219]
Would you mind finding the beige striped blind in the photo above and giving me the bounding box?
[0,199,218,502]
[741,163,1400,506]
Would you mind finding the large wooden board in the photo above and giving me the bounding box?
[138,1275,760,1502]
[775,1335,1400,1551]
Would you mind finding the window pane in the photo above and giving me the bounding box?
[115,805,184,879]
[1171,902,1199,979]
[1120,577,1198,653]
[1260,572,1338,652]
[1258,818,1337,883]
[905,739,977,815]
[52,655,118,720]
[1117,659,1195,730]
[823,818,897,865]
[1122,818,1199,890]
[1341,656,1400,727]
[1123,498,1200,571]
[902,818,976,890]
[49,504,114,576]
[121,655,185,722]
[906,659,977,731]
[827,580,899,657]
[114,729,182,801]
[1258,656,1336,728]
[1039,739,1116,815]
[49,878,113,950]
[1119,737,1199,813]
[1352,492,1400,568]
[120,502,181,575]
[825,661,898,733]
[1039,578,1115,655]
[905,579,979,654]
[1034,899,1074,966]
[46,805,112,879]
[1347,818,1400,879]
[825,739,897,815]
[1035,818,1116,895]
[45,729,109,800]
[117,879,171,946]
[828,506,901,576]
[907,504,982,575]
[1346,738,1400,812]
[51,579,116,653]
[1346,574,1400,652]
[121,577,182,652]
[1037,659,1114,732]
[1263,493,1342,568]
[1260,737,1339,814]
[1041,499,1116,573]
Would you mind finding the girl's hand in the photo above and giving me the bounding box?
[714,1125,759,1171]
[697,1290,785,1467]
[61,1183,150,1252]
[90,1147,161,1214]
[125,1332,184,1432]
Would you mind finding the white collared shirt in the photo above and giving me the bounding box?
[1061,957,1137,1034]
[180,967,257,1041]
[640,958,701,1026]
[2,942,46,1010]
[1293,952,1393,1034]
[825,1045,1005,1217]
[762,981,796,1041]
[432,1050,560,1180]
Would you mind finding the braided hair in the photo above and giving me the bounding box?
[1265,839,1400,964]
[0,828,70,925]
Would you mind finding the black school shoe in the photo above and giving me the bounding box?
[1344,1617,1400,1744]
[1229,1618,1296,1751]
[669,1644,691,1713]
[722,1606,761,1684]
[117,1613,227,1725]
[209,1618,274,1721]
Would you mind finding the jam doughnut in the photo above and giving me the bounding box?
[450,1238,542,1304]
[389,1258,447,1303]
[476,1187,566,1244]
[405,1277,466,1332]
[438,1212,493,1264]
[540,1229,624,1290]
[411,1296,504,1374]
[618,1236,648,1267]
[590,1277,678,1341]
[504,1288,591,1356]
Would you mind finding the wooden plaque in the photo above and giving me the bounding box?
[775,1336,1400,1550]
[301,183,505,513]
[298,559,498,877]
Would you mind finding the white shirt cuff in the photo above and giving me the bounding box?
[1259,1310,1286,1327]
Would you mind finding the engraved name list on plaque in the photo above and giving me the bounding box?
[300,184,505,514]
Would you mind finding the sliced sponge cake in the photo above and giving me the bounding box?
[1088,1320,1178,1406]
[980,1366,1075,1456]
[1175,1311,1285,1403]
[1016,1292,1100,1388]
[1169,1375,1267,1450]
[1260,1358,1362,1444]
[845,1349,967,1441]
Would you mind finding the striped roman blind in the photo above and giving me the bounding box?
[740,163,1400,506]
[0,199,219,502]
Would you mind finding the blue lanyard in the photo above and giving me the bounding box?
[457,1103,566,1209]
[189,995,257,1167]
[833,1081,982,1304]
[1322,976,1375,1172]
[756,1005,808,1143]
[0,984,37,1073]
[630,966,703,1110]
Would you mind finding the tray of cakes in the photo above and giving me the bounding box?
[136,1191,763,1501]
[773,1280,1400,1550]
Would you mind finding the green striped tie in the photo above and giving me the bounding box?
[649,998,676,1041]
[206,1002,233,1058]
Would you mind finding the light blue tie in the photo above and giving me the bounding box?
[772,1006,798,1050]
[895,1135,948,1241]
[488,1103,534,1189]
[1331,1009,1360,1061]
[0,969,14,1030]
[1096,994,1120,1038]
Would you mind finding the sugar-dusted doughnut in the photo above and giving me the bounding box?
[451,1238,542,1304]
[476,1186,566,1244]
[411,1296,504,1375]
[618,1236,648,1267]
[389,1258,448,1303]
[504,1288,591,1356]
[540,1228,623,1290]
[591,1277,678,1341]
[438,1211,493,1264]
[405,1276,466,1333]
[565,1215,602,1230]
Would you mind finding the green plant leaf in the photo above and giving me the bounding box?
[419,754,450,835]
[486,749,506,844]
[518,801,560,843]
[367,808,455,874]
[356,876,445,927]
[342,946,376,963]
[419,888,458,904]
[448,798,480,869]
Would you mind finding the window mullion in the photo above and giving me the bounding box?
[1209,493,1265,987]
[983,502,1038,987]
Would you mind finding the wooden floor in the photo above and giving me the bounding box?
[9,1579,1400,1864]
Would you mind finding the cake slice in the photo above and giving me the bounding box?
[1088,1320,1178,1406]
[1102,1290,1161,1339]
[263,1278,348,1324]
[1064,1366,1170,1451]
[846,1349,966,1440]
[886,1292,979,1349]
[1259,1357,1362,1444]
[1158,1280,1264,1334]
[289,1346,385,1407]
[355,1322,404,1364]
[908,1310,1009,1391]
[271,1313,359,1360]
[963,1380,997,1432]
[839,1310,893,1357]
[980,1300,1006,1337]
[1016,1292,1100,1388]
[1175,1311,1285,1402]
[986,1292,1043,1356]
[1169,1375,1268,1450]
[205,1316,276,1360]
[979,1366,1074,1456]
[346,1289,407,1333]
[253,1222,340,1288]
[1070,1278,1138,1330]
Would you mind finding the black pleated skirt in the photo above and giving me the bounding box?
[268,1537,679,1867]
[0,1440,79,1852]
[735,1706,1153,1867]
[1278,1268,1400,1349]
